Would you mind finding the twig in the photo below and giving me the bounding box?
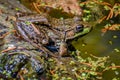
[50,69,55,75]
[106,3,118,20]
[98,16,107,23]
[0,32,9,39]
[18,73,24,80]
[1,47,16,53]
[32,2,41,13]
[94,0,112,7]
[79,70,102,75]
[103,66,120,72]
[80,62,92,67]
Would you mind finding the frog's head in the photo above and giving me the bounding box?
[64,18,92,42]
[51,16,92,42]
[59,22,92,56]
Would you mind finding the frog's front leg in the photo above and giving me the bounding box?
[59,40,68,57]
[59,31,69,57]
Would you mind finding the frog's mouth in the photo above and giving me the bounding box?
[65,25,92,41]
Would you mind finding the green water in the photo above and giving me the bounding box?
[73,25,120,79]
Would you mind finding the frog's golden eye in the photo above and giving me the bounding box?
[75,24,84,33]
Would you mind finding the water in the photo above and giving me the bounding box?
[73,25,120,79]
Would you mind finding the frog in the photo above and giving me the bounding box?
[13,13,92,57]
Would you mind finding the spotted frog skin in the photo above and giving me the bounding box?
[13,13,92,57]
[14,14,58,57]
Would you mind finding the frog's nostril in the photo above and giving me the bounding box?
[75,24,84,33]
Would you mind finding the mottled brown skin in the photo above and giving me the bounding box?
[14,14,58,57]
[14,13,91,57]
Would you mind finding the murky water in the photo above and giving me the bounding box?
[73,25,120,79]
[73,26,120,56]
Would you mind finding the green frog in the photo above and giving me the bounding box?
[13,13,92,57]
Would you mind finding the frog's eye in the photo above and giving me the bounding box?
[75,24,84,33]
